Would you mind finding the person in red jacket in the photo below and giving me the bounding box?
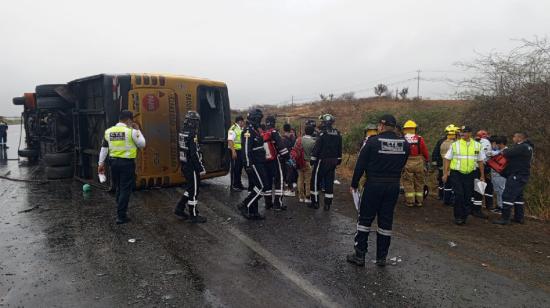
[402,120,429,207]
[262,115,290,211]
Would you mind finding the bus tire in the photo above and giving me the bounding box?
[12,96,26,105]
[36,97,72,109]
[35,84,65,97]
[44,152,73,167]
[18,148,39,158]
[46,165,74,179]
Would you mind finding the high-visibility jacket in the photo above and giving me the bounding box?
[449,139,482,174]
[105,126,137,159]
[229,124,242,150]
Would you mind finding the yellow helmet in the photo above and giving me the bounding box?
[445,124,457,133]
[403,120,417,129]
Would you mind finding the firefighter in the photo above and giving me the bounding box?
[361,124,378,148]
[98,110,146,224]
[439,125,459,206]
[347,114,410,267]
[174,111,207,223]
[442,126,486,225]
[432,126,449,200]
[472,130,494,213]
[262,115,290,211]
[228,115,245,191]
[239,109,268,220]
[493,132,534,225]
[309,114,342,211]
[402,120,429,207]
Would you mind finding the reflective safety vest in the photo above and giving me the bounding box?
[105,125,137,159]
[449,139,481,174]
[230,124,242,150]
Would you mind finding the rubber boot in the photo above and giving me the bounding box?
[346,250,365,267]
[492,207,511,225]
[250,204,265,220]
[239,203,252,220]
[323,197,332,211]
[512,204,525,224]
[189,205,207,223]
[273,197,283,212]
[471,206,488,219]
[174,199,189,219]
[264,195,273,210]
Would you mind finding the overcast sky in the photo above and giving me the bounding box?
[1,0,549,116]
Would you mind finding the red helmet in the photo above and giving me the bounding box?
[476,130,489,139]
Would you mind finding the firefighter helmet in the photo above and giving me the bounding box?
[247,109,263,127]
[476,130,489,139]
[403,120,418,129]
[445,124,457,133]
[319,113,335,126]
[265,115,276,128]
[183,111,200,129]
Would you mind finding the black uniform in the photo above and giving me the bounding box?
[175,128,206,219]
[240,124,268,218]
[500,141,534,222]
[432,136,446,200]
[351,131,410,260]
[309,127,342,209]
[263,128,290,210]
[0,122,8,148]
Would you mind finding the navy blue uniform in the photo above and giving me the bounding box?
[351,131,410,260]
[310,127,342,209]
[501,141,534,222]
[175,128,206,217]
[432,137,446,200]
[241,124,268,217]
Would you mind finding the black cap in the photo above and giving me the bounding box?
[379,114,397,127]
[235,115,244,122]
[461,125,473,132]
[119,110,133,121]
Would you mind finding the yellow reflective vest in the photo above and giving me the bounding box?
[105,125,137,159]
[449,139,481,174]
[230,124,242,150]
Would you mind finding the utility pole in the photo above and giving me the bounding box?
[291,95,294,107]
[396,88,399,100]
[416,70,421,99]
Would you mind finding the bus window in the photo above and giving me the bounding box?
[197,86,226,141]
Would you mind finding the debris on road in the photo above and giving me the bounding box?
[128,239,136,243]
[448,241,457,248]
[164,269,183,275]
[481,263,488,267]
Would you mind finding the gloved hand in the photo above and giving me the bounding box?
[309,160,315,166]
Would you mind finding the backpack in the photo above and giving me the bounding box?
[291,137,306,169]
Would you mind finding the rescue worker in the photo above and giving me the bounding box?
[358,124,378,192]
[432,127,449,200]
[347,114,410,267]
[305,119,318,137]
[309,114,342,211]
[262,115,290,211]
[0,118,8,149]
[402,120,429,207]
[439,125,459,206]
[228,115,245,191]
[442,126,486,225]
[98,110,146,224]
[174,111,207,223]
[493,132,534,225]
[239,109,268,220]
[473,130,493,213]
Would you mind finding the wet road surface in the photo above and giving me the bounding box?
[1,159,549,307]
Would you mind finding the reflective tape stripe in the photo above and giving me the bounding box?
[377,228,393,236]
[415,192,424,196]
[188,200,198,205]
[311,156,317,161]
[514,202,525,205]
[405,192,415,197]
[357,224,370,232]
[484,193,493,197]
[503,201,514,206]
[325,193,334,198]
[444,189,453,191]
[253,146,264,151]
[183,191,189,197]
[310,191,319,196]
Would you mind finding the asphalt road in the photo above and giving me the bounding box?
[0,160,549,307]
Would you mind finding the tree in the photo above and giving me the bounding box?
[338,92,355,101]
[399,87,409,100]
[374,84,388,96]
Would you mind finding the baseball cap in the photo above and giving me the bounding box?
[461,125,473,132]
[379,114,397,127]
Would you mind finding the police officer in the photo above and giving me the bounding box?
[174,111,207,223]
[347,114,410,267]
[442,126,486,225]
[309,114,342,211]
[98,110,146,224]
[239,109,268,220]
[262,115,290,211]
[493,132,534,225]
[228,115,245,191]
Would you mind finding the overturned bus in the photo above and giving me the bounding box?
[14,73,231,189]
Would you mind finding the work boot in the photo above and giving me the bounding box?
[273,198,283,212]
[116,217,131,225]
[174,203,189,219]
[239,204,252,220]
[323,198,332,211]
[346,251,365,267]
[416,202,423,207]
[375,259,386,267]
[264,196,273,210]
[471,208,488,219]
[250,205,265,220]
[406,203,415,208]
[492,208,511,225]
[190,215,207,224]
[454,218,466,225]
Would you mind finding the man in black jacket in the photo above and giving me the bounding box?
[174,111,207,223]
[432,131,447,200]
[239,109,268,220]
[309,114,342,211]
[493,132,534,225]
[347,114,410,267]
